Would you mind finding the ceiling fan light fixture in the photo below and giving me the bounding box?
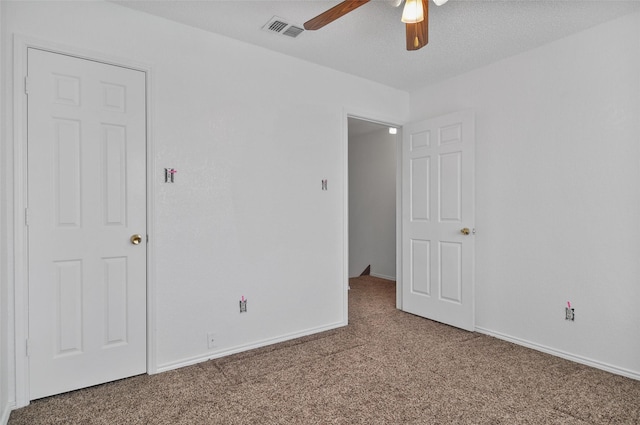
[401,0,424,23]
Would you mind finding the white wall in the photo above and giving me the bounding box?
[1,0,409,408]
[0,0,10,422]
[410,11,640,377]
[348,127,397,279]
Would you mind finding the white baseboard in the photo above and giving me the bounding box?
[370,272,396,281]
[475,326,640,381]
[348,273,396,281]
[156,321,347,373]
[1,401,14,425]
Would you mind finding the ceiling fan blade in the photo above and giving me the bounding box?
[304,0,370,31]
[406,0,428,50]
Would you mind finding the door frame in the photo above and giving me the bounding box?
[342,109,405,317]
[11,35,157,407]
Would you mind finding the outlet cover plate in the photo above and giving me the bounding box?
[565,307,575,321]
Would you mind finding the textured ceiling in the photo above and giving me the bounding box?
[113,0,640,91]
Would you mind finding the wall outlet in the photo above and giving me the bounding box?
[239,299,247,313]
[565,307,575,321]
[207,332,216,349]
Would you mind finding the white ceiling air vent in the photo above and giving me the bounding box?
[262,16,305,39]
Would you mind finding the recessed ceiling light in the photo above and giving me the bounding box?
[389,127,398,135]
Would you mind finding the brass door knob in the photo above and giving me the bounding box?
[460,228,470,235]
[130,234,143,245]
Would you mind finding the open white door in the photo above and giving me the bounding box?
[401,110,475,331]
[27,48,147,399]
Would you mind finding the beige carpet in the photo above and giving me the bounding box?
[9,276,640,424]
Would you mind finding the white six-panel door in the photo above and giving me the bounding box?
[27,48,147,399]
[401,110,475,331]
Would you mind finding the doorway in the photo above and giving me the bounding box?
[347,118,399,281]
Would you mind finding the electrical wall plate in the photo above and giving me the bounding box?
[164,168,176,183]
[565,307,575,321]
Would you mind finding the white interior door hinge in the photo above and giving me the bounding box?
[26,339,30,357]
[24,76,30,95]
[24,208,30,226]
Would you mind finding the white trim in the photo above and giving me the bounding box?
[1,402,14,425]
[348,273,396,281]
[12,33,30,409]
[156,321,346,373]
[342,108,405,320]
[143,51,158,377]
[370,272,396,281]
[341,111,349,326]
[467,110,476,331]
[11,35,156,404]
[476,327,640,381]
[395,127,403,310]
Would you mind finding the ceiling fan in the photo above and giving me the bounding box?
[303,0,449,51]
